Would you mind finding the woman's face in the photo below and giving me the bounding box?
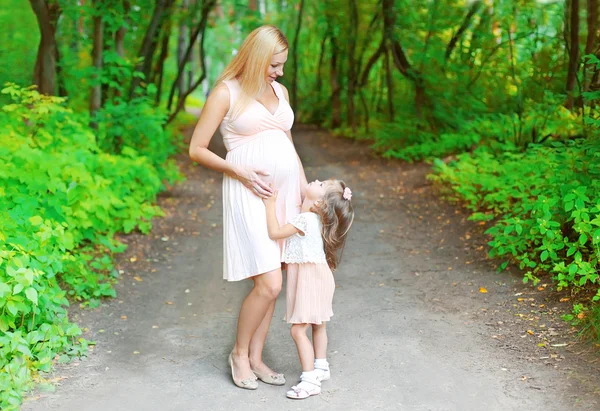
[267,49,288,83]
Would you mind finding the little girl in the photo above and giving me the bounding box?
[263,178,354,399]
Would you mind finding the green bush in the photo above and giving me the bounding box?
[0,84,179,409]
[430,137,600,300]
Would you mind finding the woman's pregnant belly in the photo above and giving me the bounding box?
[226,131,299,190]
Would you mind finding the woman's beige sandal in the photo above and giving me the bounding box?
[229,352,258,390]
[252,369,286,386]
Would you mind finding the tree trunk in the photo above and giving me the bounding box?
[347,0,358,131]
[177,0,190,97]
[315,31,328,124]
[584,0,598,92]
[445,0,482,61]
[90,0,103,120]
[167,0,217,122]
[167,0,217,112]
[115,0,130,58]
[29,0,61,95]
[566,0,580,110]
[291,0,304,110]
[129,0,175,98]
[360,40,386,87]
[382,0,429,119]
[330,35,342,129]
[154,19,172,105]
[384,48,394,121]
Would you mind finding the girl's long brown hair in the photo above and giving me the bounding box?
[312,180,355,270]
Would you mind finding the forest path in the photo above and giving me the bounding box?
[23,123,600,411]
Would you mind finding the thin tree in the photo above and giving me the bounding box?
[565,0,580,110]
[90,0,103,120]
[291,0,305,110]
[29,0,61,95]
[129,0,176,98]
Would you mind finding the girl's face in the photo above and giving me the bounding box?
[267,49,288,83]
[306,179,335,202]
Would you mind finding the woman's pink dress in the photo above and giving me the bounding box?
[220,79,301,281]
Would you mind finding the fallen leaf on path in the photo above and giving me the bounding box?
[152,325,159,329]
[165,301,174,305]
[527,330,534,335]
[133,351,140,355]
[133,276,143,282]
[479,287,488,293]
[121,315,127,320]
[559,297,570,302]
[129,257,137,262]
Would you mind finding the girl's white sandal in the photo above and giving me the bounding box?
[286,376,321,399]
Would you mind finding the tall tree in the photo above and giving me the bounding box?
[584,0,598,92]
[167,0,217,122]
[382,0,428,118]
[129,0,176,98]
[291,0,305,110]
[347,0,359,131]
[566,0,580,110]
[90,0,104,119]
[29,0,61,95]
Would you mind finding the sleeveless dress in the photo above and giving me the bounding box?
[284,212,335,324]
[220,79,302,281]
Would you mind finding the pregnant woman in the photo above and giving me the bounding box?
[188,25,307,390]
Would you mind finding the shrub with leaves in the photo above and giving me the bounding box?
[0,84,177,409]
[430,136,600,302]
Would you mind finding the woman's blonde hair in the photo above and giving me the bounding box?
[311,180,355,271]
[217,25,288,118]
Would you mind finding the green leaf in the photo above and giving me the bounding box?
[25,288,38,305]
[0,282,10,297]
[6,300,18,316]
[540,250,549,262]
[579,233,588,246]
[29,216,43,226]
[13,283,23,295]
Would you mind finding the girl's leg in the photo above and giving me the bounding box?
[312,323,330,380]
[312,323,327,359]
[290,323,314,371]
[231,268,282,382]
[287,323,322,399]
[248,299,278,375]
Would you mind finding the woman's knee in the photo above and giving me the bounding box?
[254,269,282,300]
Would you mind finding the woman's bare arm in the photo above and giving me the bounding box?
[189,83,273,197]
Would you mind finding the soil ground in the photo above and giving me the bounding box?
[23,123,600,411]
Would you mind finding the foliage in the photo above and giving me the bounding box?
[430,134,600,301]
[0,84,177,409]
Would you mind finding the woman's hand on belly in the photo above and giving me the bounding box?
[233,165,275,198]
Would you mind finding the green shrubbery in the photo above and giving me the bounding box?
[0,85,180,409]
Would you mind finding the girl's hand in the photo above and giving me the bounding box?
[262,189,278,205]
[235,166,274,198]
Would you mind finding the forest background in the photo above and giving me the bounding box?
[1,0,599,409]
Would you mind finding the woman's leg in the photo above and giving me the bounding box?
[248,299,277,374]
[312,323,328,359]
[231,268,282,381]
[290,323,314,371]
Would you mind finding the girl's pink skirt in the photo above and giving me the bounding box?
[285,263,335,324]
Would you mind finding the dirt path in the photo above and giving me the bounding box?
[23,124,600,411]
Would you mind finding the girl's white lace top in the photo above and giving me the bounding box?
[283,212,327,264]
